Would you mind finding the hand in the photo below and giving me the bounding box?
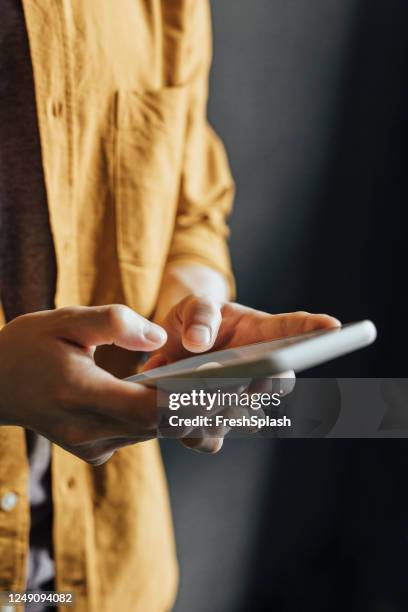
[144,296,341,452]
[146,296,340,364]
[0,305,168,465]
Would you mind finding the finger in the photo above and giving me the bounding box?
[259,311,341,339]
[75,436,154,466]
[52,305,167,351]
[178,401,263,451]
[141,354,168,372]
[50,431,117,466]
[178,296,222,353]
[205,404,265,435]
[180,437,224,454]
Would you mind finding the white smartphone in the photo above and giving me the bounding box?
[126,320,377,386]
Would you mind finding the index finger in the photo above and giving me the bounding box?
[257,311,341,340]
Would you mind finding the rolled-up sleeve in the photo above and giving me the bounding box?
[166,0,236,298]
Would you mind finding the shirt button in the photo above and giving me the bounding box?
[0,491,18,512]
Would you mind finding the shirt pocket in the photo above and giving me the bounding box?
[114,86,188,267]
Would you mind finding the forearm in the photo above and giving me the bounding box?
[153,263,229,325]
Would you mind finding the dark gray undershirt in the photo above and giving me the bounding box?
[0,0,57,602]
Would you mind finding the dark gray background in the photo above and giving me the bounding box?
[161,1,408,611]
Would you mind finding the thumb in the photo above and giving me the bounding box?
[179,296,222,353]
[52,305,167,351]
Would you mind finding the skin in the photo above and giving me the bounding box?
[0,265,340,464]
[147,264,341,453]
[0,305,166,465]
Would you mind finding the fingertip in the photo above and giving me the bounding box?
[319,315,342,328]
[182,324,212,353]
[142,323,167,348]
[105,305,167,351]
[142,354,168,372]
[181,437,224,453]
[180,296,222,353]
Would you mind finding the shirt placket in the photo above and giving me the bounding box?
[0,427,30,592]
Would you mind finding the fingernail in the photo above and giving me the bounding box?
[319,315,341,327]
[143,324,167,344]
[185,324,211,346]
[328,317,342,327]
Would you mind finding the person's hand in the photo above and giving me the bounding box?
[146,296,340,365]
[144,297,341,452]
[0,305,168,465]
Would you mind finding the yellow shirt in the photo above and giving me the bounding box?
[0,1,234,610]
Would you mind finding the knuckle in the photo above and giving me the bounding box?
[107,303,128,325]
[175,295,194,322]
[106,304,137,337]
[279,316,289,337]
[295,311,310,322]
[190,297,221,325]
[54,306,83,324]
[57,306,79,317]
[297,311,313,332]
[194,296,218,313]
